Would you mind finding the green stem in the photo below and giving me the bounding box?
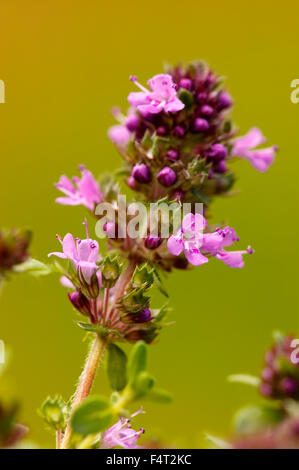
[61,335,107,449]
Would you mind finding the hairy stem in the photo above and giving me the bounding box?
[61,259,137,449]
[61,335,107,449]
[56,429,62,449]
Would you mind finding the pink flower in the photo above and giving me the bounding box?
[201,226,239,255]
[108,125,131,146]
[128,74,185,115]
[48,221,99,284]
[55,165,102,211]
[167,213,208,266]
[101,409,145,449]
[167,214,253,268]
[215,247,254,268]
[231,127,277,172]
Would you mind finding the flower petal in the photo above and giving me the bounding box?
[164,97,185,113]
[184,241,208,266]
[62,233,77,260]
[167,232,183,256]
[127,91,149,107]
[108,125,131,146]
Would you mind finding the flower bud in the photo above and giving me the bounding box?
[127,175,139,190]
[68,290,90,316]
[125,114,139,132]
[145,235,162,250]
[206,143,228,161]
[196,92,208,103]
[179,78,192,90]
[193,117,209,132]
[217,92,232,110]
[101,257,121,288]
[200,104,214,116]
[156,126,167,136]
[215,160,228,173]
[124,325,158,344]
[0,228,32,272]
[157,167,177,187]
[171,190,184,201]
[280,377,298,396]
[132,164,152,184]
[173,125,185,137]
[166,149,179,161]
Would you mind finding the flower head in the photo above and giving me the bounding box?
[128,74,185,115]
[167,213,253,268]
[260,334,299,400]
[55,165,102,211]
[231,127,277,172]
[101,409,145,449]
[48,220,99,285]
[0,228,32,273]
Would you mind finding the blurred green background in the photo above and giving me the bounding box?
[0,0,298,448]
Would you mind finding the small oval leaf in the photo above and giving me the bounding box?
[71,396,113,436]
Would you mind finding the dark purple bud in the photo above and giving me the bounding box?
[68,291,90,316]
[157,167,177,187]
[261,367,275,382]
[145,235,162,250]
[132,163,152,184]
[125,115,139,132]
[136,308,152,323]
[156,126,167,136]
[280,377,298,396]
[206,143,228,160]
[200,104,214,116]
[127,175,139,190]
[215,159,228,174]
[260,383,273,397]
[166,149,179,162]
[217,92,232,110]
[173,125,185,138]
[193,118,209,132]
[179,78,192,90]
[171,190,184,201]
[196,92,208,103]
[174,257,189,270]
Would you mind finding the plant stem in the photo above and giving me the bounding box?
[107,258,136,320]
[103,288,110,323]
[61,335,107,449]
[56,429,62,449]
[61,259,137,449]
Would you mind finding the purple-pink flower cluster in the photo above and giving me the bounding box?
[167,213,253,268]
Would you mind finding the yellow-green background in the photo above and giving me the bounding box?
[0,0,298,448]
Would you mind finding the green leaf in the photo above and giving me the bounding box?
[233,405,285,435]
[152,268,169,298]
[13,258,52,277]
[178,89,193,109]
[71,396,113,436]
[228,374,260,387]
[107,344,127,392]
[76,322,122,339]
[133,371,155,398]
[127,341,147,386]
[146,387,173,404]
